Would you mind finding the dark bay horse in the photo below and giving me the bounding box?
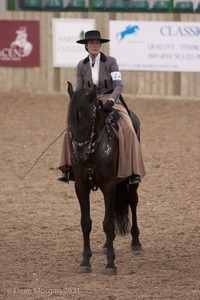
[67,82,142,275]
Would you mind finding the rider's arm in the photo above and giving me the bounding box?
[108,57,123,103]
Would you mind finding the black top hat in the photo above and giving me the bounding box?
[76,30,110,44]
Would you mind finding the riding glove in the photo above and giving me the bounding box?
[103,99,115,112]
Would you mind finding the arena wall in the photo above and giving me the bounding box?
[0,11,200,98]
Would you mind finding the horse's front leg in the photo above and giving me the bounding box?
[102,185,117,275]
[129,183,142,251]
[75,184,92,274]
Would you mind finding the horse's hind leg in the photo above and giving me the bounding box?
[129,183,142,251]
[75,185,92,274]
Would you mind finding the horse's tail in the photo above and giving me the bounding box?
[114,179,130,236]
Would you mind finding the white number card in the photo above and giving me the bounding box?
[111,71,122,82]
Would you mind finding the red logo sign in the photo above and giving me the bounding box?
[0,20,40,67]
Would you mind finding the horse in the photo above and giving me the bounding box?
[67,82,142,275]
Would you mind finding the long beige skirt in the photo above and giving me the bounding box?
[59,96,146,179]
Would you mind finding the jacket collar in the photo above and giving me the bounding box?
[83,52,107,64]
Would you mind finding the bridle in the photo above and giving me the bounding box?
[68,91,119,190]
[69,99,108,191]
[69,102,106,164]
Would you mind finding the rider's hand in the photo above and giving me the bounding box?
[103,99,115,112]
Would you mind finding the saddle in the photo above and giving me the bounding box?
[104,108,140,142]
[99,95,141,141]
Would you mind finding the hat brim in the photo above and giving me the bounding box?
[76,38,110,44]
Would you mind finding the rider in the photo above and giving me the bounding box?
[58,30,146,184]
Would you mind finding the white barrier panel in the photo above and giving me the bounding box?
[109,21,200,72]
[52,18,95,68]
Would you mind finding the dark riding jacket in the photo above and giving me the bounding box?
[75,52,123,102]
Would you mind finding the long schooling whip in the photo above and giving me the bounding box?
[21,128,67,180]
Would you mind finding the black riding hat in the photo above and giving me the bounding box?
[76,30,110,44]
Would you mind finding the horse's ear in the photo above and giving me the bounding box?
[67,81,74,98]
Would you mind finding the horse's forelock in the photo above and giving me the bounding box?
[68,88,94,128]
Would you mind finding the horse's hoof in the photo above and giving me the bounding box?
[102,247,108,255]
[131,244,142,252]
[78,266,91,274]
[104,267,117,275]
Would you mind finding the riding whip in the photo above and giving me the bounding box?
[21,128,67,180]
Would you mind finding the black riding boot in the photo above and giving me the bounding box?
[129,174,141,185]
[57,166,74,182]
